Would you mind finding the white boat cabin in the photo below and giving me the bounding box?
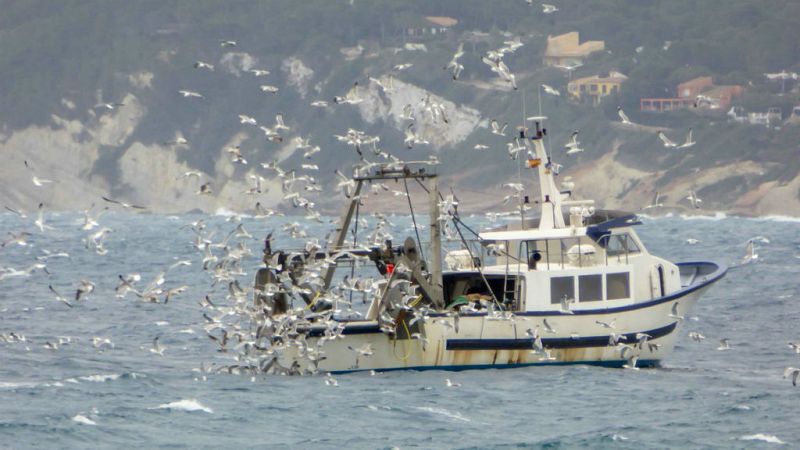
[442,215,681,314]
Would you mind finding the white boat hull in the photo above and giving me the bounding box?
[283,262,725,373]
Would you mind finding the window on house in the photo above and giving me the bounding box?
[550,276,574,304]
[602,85,607,94]
[580,85,586,92]
[579,275,603,302]
[607,273,630,299]
[591,84,598,92]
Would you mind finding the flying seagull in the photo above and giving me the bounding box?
[676,128,696,149]
[617,106,633,125]
[102,196,146,210]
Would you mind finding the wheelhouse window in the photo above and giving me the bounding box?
[606,234,640,257]
[579,274,603,302]
[607,272,630,300]
[550,276,574,304]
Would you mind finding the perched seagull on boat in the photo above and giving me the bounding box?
[333,82,362,105]
[444,42,465,80]
[193,61,214,71]
[150,336,166,356]
[672,128,695,150]
[445,378,461,387]
[541,84,560,96]
[686,190,702,209]
[783,367,800,386]
[657,130,677,148]
[102,196,146,210]
[716,338,731,351]
[542,3,559,14]
[543,318,557,334]
[559,295,575,314]
[688,331,705,342]
[490,120,508,136]
[788,342,800,354]
[260,85,279,94]
[617,106,633,125]
[178,90,203,99]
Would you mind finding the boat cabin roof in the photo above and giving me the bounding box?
[479,212,641,243]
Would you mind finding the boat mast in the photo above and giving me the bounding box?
[526,121,565,230]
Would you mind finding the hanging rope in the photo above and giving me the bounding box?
[403,177,425,263]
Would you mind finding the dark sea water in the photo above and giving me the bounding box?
[1,211,799,449]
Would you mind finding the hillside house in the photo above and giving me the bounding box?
[641,76,743,112]
[404,16,458,38]
[543,32,605,67]
[567,72,628,105]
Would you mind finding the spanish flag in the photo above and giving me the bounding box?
[526,158,542,168]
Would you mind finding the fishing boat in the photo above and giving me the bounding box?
[254,119,726,374]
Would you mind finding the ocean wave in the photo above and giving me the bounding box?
[71,414,97,426]
[414,406,469,422]
[678,211,728,221]
[79,373,121,383]
[0,381,42,390]
[739,434,785,445]
[152,399,213,414]
[754,215,800,223]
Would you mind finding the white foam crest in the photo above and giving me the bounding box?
[79,373,121,383]
[71,414,97,425]
[755,215,800,223]
[739,434,785,445]
[152,399,213,414]
[678,211,728,221]
[0,381,41,390]
[213,208,251,218]
[414,406,470,422]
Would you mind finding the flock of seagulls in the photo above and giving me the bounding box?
[1,3,794,392]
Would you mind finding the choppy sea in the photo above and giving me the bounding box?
[1,210,799,449]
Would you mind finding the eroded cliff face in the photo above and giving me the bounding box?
[1,63,797,217]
